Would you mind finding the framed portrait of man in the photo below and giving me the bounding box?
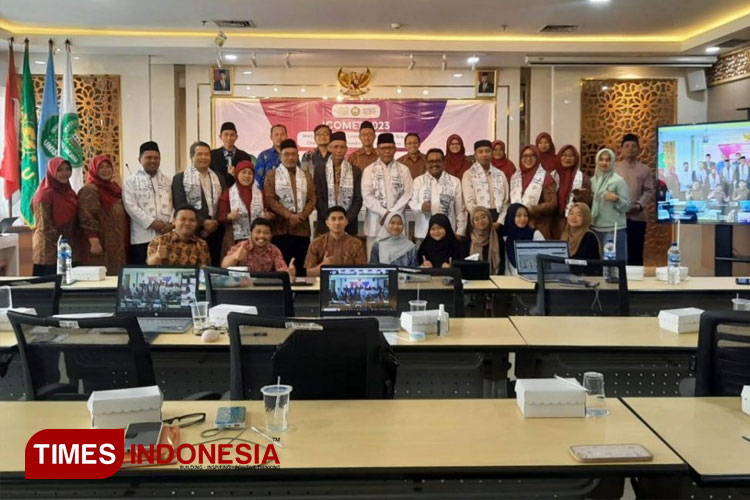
[211,67,233,95]
[476,70,497,98]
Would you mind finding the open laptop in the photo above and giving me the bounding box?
[319,266,400,332]
[116,266,199,334]
[515,241,570,282]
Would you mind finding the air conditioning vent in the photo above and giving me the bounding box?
[716,39,748,48]
[539,25,580,33]
[213,20,256,28]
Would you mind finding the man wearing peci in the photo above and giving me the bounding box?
[210,121,255,188]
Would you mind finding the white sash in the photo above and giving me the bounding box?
[326,157,354,210]
[229,183,264,240]
[372,159,405,211]
[564,169,584,216]
[275,165,307,213]
[469,162,505,215]
[422,172,456,218]
[510,165,546,207]
[132,169,171,221]
[183,164,222,216]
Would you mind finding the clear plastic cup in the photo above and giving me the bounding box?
[583,372,609,417]
[261,384,293,432]
[189,301,209,331]
[731,298,750,311]
[409,300,427,312]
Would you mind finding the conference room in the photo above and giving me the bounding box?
[0,0,749,498]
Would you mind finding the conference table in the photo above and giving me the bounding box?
[0,398,685,496]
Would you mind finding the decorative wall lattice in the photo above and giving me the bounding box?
[580,79,677,267]
[707,47,750,86]
[31,75,122,182]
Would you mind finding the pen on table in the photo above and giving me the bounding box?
[742,435,750,444]
[251,426,285,448]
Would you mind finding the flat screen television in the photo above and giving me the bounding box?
[656,120,750,225]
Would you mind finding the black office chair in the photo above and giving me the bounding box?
[695,310,750,396]
[397,267,465,317]
[7,311,154,400]
[227,313,398,400]
[204,266,294,317]
[0,275,63,316]
[534,255,629,316]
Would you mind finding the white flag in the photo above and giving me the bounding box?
[58,43,83,192]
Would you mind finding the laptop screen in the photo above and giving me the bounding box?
[515,241,570,276]
[116,266,199,317]
[320,267,398,316]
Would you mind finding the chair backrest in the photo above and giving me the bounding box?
[695,310,750,396]
[535,255,629,316]
[0,275,63,316]
[204,266,294,317]
[7,311,155,400]
[397,267,465,317]
[227,313,398,400]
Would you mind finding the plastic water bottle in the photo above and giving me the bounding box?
[602,239,617,280]
[667,243,681,285]
[56,237,73,285]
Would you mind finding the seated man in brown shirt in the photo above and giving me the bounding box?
[305,205,367,277]
[146,204,211,267]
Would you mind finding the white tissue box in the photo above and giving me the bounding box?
[72,266,107,281]
[626,266,644,281]
[742,386,750,416]
[515,378,586,418]
[400,309,449,335]
[87,385,163,429]
[658,307,704,333]
[655,266,689,282]
[209,304,257,328]
[0,307,36,330]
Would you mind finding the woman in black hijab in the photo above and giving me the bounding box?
[417,213,464,268]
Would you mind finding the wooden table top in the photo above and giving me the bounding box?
[624,397,750,481]
[0,398,683,474]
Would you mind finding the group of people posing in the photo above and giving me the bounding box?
[663,152,750,203]
[30,120,655,278]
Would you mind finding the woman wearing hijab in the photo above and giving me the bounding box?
[535,132,560,186]
[491,140,516,182]
[31,157,80,276]
[502,203,544,275]
[591,148,630,261]
[444,134,472,179]
[417,213,463,268]
[462,206,503,274]
[554,145,592,239]
[218,160,266,245]
[509,145,558,239]
[78,155,128,275]
[370,213,418,267]
[562,202,601,260]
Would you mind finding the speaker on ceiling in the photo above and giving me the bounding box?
[686,69,707,92]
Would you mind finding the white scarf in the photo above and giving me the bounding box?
[132,168,172,221]
[275,165,307,213]
[371,159,405,211]
[422,172,455,218]
[229,183,264,241]
[326,157,354,210]
[510,165,546,207]
[183,164,222,216]
[564,169,584,216]
[469,162,506,215]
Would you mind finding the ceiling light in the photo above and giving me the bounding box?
[284,53,291,69]
[407,54,415,71]
[441,54,447,71]
[336,95,343,102]
[300,87,306,93]
[273,87,279,92]
[250,52,258,68]
[322,95,329,100]
[467,56,480,64]
[34,60,45,65]
[601,85,608,91]
[453,73,463,78]
[223,53,237,61]
[705,46,720,53]
[73,56,80,60]
[589,0,610,3]
[242,70,253,75]
[422,89,429,96]
[396,87,402,94]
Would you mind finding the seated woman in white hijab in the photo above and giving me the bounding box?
[369,213,418,267]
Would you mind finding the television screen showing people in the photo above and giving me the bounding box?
[118,267,197,313]
[321,268,396,314]
[656,121,750,224]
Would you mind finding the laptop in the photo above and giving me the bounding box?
[116,266,199,334]
[514,241,570,282]
[319,266,400,332]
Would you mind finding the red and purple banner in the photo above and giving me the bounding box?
[215,99,495,156]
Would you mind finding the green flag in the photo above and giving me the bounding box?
[59,42,83,191]
[20,40,39,227]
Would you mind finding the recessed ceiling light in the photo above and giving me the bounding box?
[452,73,463,78]
[223,54,238,61]
[273,87,279,92]
[336,95,343,102]
[245,86,250,90]
[242,70,253,75]
[589,0,610,4]
[322,95,329,100]
[396,87,402,94]
[422,89,429,96]
[300,87,306,93]
[467,56,479,64]
[705,46,720,53]
[73,56,80,60]
[34,60,45,65]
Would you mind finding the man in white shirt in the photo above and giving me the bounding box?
[462,139,510,229]
[122,141,173,264]
[361,133,413,256]
[409,148,466,245]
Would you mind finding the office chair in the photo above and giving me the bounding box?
[0,275,63,316]
[695,310,750,396]
[203,266,294,317]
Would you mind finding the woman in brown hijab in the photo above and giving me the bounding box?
[444,134,472,179]
[561,202,601,260]
[508,145,558,239]
[553,144,592,238]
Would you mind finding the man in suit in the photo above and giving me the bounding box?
[477,73,494,94]
[214,70,230,91]
[210,121,255,187]
[313,131,362,235]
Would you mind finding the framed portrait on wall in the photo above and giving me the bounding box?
[211,66,233,95]
[476,70,497,98]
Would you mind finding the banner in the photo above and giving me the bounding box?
[214,99,495,157]
[0,40,20,199]
[19,40,39,227]
[37,43,59,179]
[59,42,84,192]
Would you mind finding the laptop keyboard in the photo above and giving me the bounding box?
[137,317,193,334]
